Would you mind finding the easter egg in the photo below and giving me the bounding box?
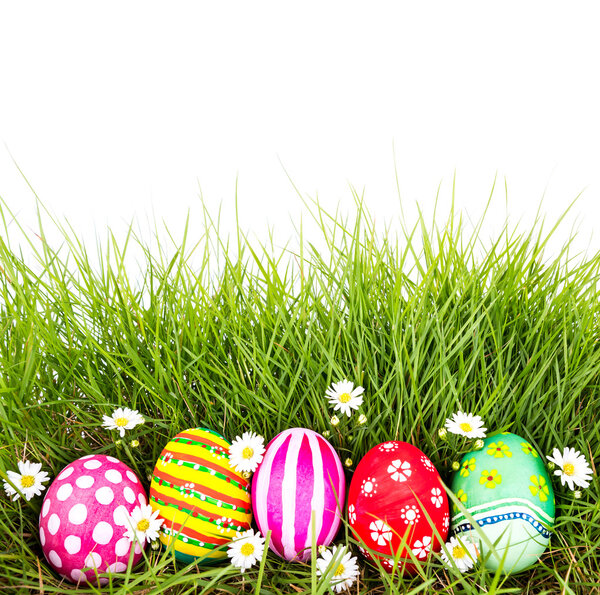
[252,428,346,562]
[149,427,252,564]
[39,455,146,585]
[347,441,449,574]
[450,432,555,574]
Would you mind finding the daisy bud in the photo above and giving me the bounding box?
[574,490,582,499]
[322,430,331,437]
[331,415,340,427]
[318,544,328,554]
[357,414,367,425]
[151,539,161,550]
[438,427,448,441]
[546,461,556,471]
[115,439,123,446]
[451,461,460,471]
[242,471,252,479]
[474,439,485,450]
[130,439,140,448]
[344,458,353,468]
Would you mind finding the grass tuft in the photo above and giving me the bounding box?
[0,194,599,593]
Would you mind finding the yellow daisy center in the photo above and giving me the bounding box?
[240,542,255,557]
[115,417,129,427]
[334,563,345,577]
[563,462,575,476]
[452,545,466,559]
[20,475,35,488]
[459,422,473,432]
[339,393,352,403]
[242,447,254,459]
[137,519,150,531]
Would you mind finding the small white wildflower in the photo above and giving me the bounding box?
[441,535,479,573]
[228,431,265,474]
[227,529,265,573]
[444,412,487,439]
[3,460,50,501]
[546,447,593,491]
[316,545,360,593]
[325,380,364,417]
[102,407,145,438]
[123,504,164,544]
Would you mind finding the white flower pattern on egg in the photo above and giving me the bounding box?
[387,459,412,482]
[430,487,443,508]
[369,520,392,545]
[400,505,421,525]
[360,476,377,497]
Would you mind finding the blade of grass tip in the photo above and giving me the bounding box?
[254,530,271,595]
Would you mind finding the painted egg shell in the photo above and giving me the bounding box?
[252,428,346,562]
[149,427,252,564]
[450,432,555,574]
[39,454,146,585]
[348,441,449,574]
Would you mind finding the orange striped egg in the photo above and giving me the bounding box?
[149,427,252,564]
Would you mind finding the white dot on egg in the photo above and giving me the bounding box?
[106,456,120,463]
[123,486,135,504]
[76,475,95,489]
[68,503,87,525]
[56,483,73,501]
[84,551,102,569]
[80,455,94,460]
[39,526,46,546]
[105,469,122,484]
[47,513,60,535]
[125,470,138,483]
[64,535,81,554]
[93,521,113,545]
[114,537,131,557]
[41,498,51,518]
[138,493,146,506]
[84,460,102,470]
[48,550,62,568]
[134,541,142,555]
[70,569,88,584]
[107,561,128,573]
[56,466,74,481]
[113,505,129,526]
[95,486,115,505]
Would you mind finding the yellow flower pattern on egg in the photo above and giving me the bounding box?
[486,441,512,458]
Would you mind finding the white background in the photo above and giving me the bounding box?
[1,1,599,260]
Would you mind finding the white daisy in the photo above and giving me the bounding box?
[316,545,360,593]
[441,535,479,573]
[227,528,265,573]
[102,407,145,437]
[444,412,487,439]
[546,447,593,490]
[325,379,364,417]
[123,504,164,544]
[228,431,265,474]
[3,460,50,501]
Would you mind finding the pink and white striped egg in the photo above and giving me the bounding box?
[252,428,346,562]
[39,455,147,585]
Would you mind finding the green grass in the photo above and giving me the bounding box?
[0,189,599,594]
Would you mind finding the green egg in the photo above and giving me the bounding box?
[450,432,555,574]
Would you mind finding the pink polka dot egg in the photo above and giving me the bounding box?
[39,454,147,585]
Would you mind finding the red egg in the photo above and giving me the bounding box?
[347,441,449,574]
